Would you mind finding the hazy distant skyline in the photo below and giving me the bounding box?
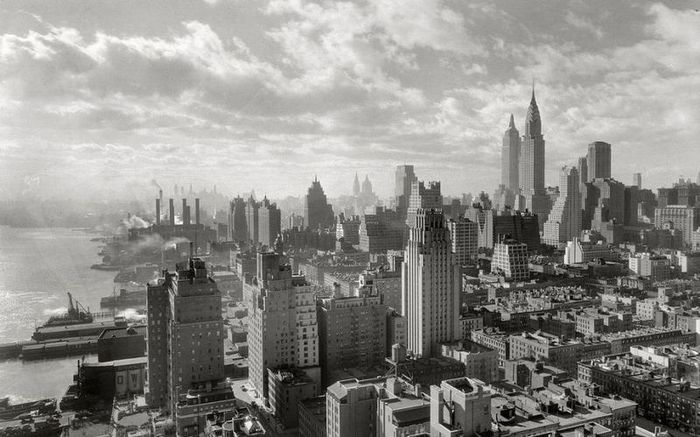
[0,1,698,201]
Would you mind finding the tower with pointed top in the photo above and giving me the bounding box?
[501,113,520,193]
[353,173,361,197]
[304,178,334,230]
[519,85,550,226]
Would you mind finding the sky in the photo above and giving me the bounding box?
[0,0,698,202]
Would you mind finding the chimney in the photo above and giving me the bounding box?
[182,199,188,225]
[155,198,161,226]
[195,198,200,225]
[169,199,175,227]
[189,241,194,258]
[186,206,191,226]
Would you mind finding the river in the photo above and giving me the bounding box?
[0,227,116,402]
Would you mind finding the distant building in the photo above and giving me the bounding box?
[633,173,642,189]
[304,177,334,230]
[509,331,582,375]
[563,238,612,265]
[448,217,479,265]
[257,197,281,248]
[586,141,612,181]
[405,181,442,227]
[628,253,671,281]
[358,207,404,253]
[654,206,700,246]
[501,113,521,199]
[228,196,247,241]
[491,239,529,282]
[544,166,581,247]
[395,165,417,220]
[519,87,551,228]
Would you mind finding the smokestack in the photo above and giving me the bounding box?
[155,198,161,226]
[195,198,200,225]
[169,198,175,227]
[189,241,194,258]
[182,199,188,226]
[186,206,191,226]
[159,189,163,206]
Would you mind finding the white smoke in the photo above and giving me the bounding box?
[43,307,68,317]
[117,308,147,322]
[123,215,151,229]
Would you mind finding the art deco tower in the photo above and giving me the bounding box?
[519,85,550,225]
[304,177,334,230]
[401,209,460,358]
[501,113,520,192]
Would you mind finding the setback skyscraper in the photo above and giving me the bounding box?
[304,177,334,230]
[544,166,582,246]
[402,209,460,358]
[501,113,520,193]
[519,86,550,226]
[395,165,417,219]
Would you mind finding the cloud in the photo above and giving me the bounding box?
[564,11,604,39]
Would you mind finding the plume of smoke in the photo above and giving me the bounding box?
[162,237,190,250]
[151,179,162,190]
[123,215,150,229]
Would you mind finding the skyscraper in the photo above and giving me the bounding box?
[229,196,247,242]
[544,166,582,246]
[405,180,442,227]
[633,173,642,189]
[304,177,334,230]
[501,113,520,192]
[146,257,235,433]
[402,209,460,358]
[395,165,417,219]
[245,195,259,244]
[586,141,612,181]
[352,173,360,197]
[577,156,588,187]
[258,197,281,248]
[245,251,320,401]
[447,217,479,265]
[519,86,550,225]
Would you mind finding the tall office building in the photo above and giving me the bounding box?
[395,165,417,219]
[258,197,281,248]
[402,209,460,358]
[405,180,442,227]
[633,173,642,189]
[544,166,582,246]
[304,177,334,230]
[581,178,626,230]
[519,86,550,225]
[447,217,479,265]
[501,113,520,192]
[353,173,360,197]
[146,257,235,433]
[586,141,612,181]
[245,252,320,401]
[654,206,700,246]
[245,196,259,244]
[229,196,247,241]
[577,156,588,187]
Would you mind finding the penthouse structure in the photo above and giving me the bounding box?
[245,252,320,401]
[402,209,460,357]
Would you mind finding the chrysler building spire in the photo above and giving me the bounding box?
[525,82,541,138]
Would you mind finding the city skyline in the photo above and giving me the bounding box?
[0,1,699,201]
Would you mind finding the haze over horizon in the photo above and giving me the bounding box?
[1,0,699,202]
